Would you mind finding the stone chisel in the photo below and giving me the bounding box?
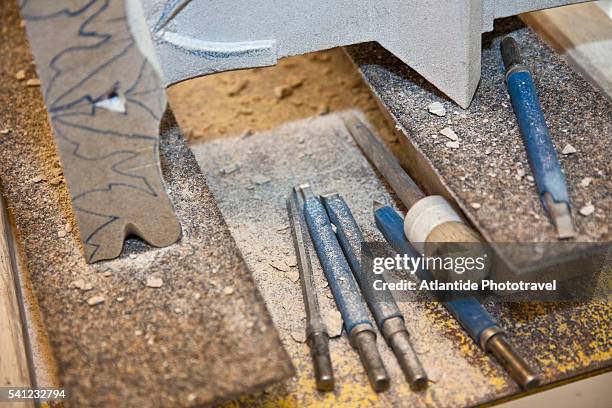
[501,36,576,239]
[343,116,487,282]
[321,193,428,389]
[373,202,540,389]
[299,185,390,392]
[287,188,334,392]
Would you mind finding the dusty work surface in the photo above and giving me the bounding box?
[0,2,292,406]
[346,18,610,267]
[193,112,611,407]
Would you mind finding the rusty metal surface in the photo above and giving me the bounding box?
[194,112,611,407]
[0,2,293,405]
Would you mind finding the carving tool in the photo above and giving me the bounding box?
[343,116,487,282]
[501,36,576,239]
[287,189,335,392]
[299,185,390,392]
[373,202,540,389]
[322,193,428,389]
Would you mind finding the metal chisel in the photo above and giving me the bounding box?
[322,193,428,389]
[501,36,576,239]
[287,188,335,392]
[343,116,488,283]
[299,185,390,392]
[373,202,540,389]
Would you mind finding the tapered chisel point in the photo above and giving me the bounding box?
[543,193,577,239]
[373,200,385,212]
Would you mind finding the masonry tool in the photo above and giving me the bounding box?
[299,185,390,392]
[321,193,428,389]
[287,189,335,392]
[501,36,576,239]
[373,202,540,389]
[343,116,487,282]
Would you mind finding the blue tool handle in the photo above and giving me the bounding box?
[374,205,497,342]
[322,194,403,327]
[506,69,570,207]
[303,192,373,335]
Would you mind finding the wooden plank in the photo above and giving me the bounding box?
[522,2,612,99]
[0,195,33,408]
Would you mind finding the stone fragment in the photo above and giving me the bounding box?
[87,295,105,306]
[580,177,592,187]
[223,286,234,295]
[427,101,446,117]
[57,229,67,238]
[72,278,93,291]
[561,144,576,155]
[220,163,239,175]
[470,202,481,210]
[270,260,290,272]
[146,276,164,288]
[251,174,271,185]
[323,309,343,338]
[274,85,292,100]
[15,69,26,81]
[440,127,458,141]
[26,78,40,87]
[446,141,460,149]
[579,204,594,216]
[0,129,10,134]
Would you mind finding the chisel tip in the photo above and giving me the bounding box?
[543,193,577,239]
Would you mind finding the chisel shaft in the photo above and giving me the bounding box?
[287,189,334,392]
[299,185,389,392]
[501,36,576,239]
[374,203,540,389]
[344,116,486,282]
[322,193,427,389]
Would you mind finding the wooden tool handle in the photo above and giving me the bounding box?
[404,196,488,281]
[424,221,489,282]
[426,221,482,244]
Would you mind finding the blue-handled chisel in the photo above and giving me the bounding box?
[501,36,576,239]
[374,202,540,389]
[322,193,428,389]
[299,185,390,392]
